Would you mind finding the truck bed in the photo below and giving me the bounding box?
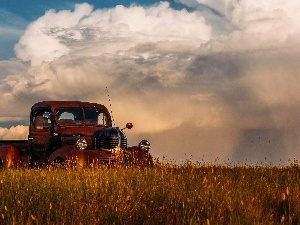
[0,140,28,152]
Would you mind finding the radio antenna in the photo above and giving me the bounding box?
[106,86,115,126]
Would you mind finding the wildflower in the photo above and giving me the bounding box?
[286,187,290,196]
[31,214,36,220]
[281,215,286,223]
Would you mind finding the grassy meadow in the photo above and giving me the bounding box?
[0,161,300,224]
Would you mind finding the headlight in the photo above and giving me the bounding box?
[75,138,88,150]
[139,140,150,151]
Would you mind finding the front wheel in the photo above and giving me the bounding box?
[0,145,21,168]
[123,150,153,167]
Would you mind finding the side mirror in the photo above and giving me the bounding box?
[126,123,133,129]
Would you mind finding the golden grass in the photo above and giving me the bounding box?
[0,162,300,224]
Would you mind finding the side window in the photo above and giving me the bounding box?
[84,109,108,126]
[84,109,98,124]
[33,111,51,129]
[98,112,107,125]
[59,112,74,120]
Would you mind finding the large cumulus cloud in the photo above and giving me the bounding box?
[15,2,211,66]
[1,1,300,164]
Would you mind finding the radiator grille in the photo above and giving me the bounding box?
[121,138,127,149]
[95,138,119,149]
[94,137,127,150]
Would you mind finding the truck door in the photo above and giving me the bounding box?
[29,109,52,154]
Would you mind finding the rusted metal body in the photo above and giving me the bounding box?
[0,101,152,167]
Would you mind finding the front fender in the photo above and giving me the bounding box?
[125,146,153,167]
[49,146,119,166]
[49,145,83,166]
[0,145,21,168]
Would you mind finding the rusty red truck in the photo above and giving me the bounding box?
[0,101,153,167]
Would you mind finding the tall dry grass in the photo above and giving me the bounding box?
[0,162,299,224]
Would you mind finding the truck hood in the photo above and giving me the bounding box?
[55,126,109,137]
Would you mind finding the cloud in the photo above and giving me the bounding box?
[15,2,211,66]
[176,0,300,46]
[1,1,300,163]
[0,126,28,140]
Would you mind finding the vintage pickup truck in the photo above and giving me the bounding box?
[0,101,152,167]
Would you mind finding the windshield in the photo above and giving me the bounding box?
[55,108,109,126]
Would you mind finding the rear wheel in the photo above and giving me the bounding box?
[0,146,21,168]
[123,151,153,167]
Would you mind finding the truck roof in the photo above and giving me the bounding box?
[31,101,109,112]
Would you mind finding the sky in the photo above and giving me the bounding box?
[1,0,300,164]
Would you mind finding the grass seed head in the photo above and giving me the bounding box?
[286,187,290,196]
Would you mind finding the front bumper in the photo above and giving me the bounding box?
[48,145,124,166]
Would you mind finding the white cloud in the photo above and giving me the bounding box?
[0,126,28,140]
[176,0,300,51]
[14,2,211,66]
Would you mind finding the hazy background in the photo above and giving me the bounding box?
[1,0,300,164]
